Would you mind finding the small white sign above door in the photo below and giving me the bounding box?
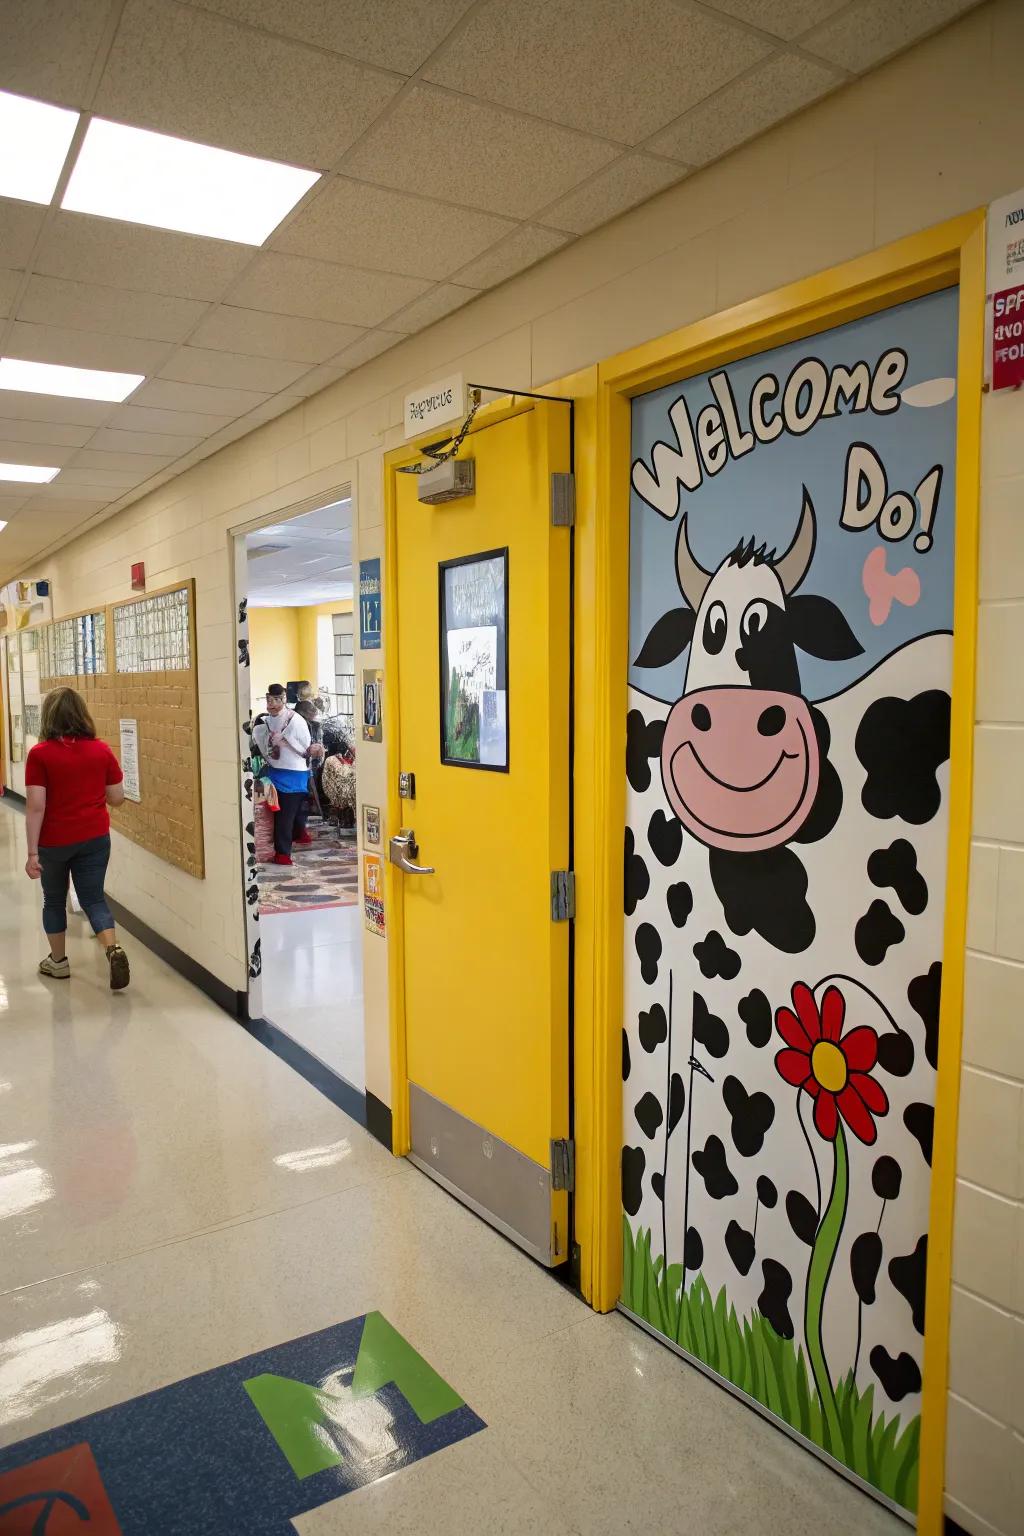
[404,373,466,441]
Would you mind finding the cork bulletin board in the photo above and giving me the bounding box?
[39,581,205,878]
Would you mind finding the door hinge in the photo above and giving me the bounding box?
[551,1138,575,1192]
[550,869,575,921]
[550,471,575,527]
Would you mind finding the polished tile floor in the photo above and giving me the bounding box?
[262,902,365,1089]
[0,805,906,1534]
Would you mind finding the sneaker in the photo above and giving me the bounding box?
[39,954,70,980]
[106,944,130,991]
[274,853,293,866]
[294,831,314,846]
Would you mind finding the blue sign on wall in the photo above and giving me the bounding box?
[0,1313,483,1534]
[359,558,382,650]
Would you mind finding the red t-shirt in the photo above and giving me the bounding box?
[25,737,123,847]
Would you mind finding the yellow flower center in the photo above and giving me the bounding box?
[811,1040,848,1095]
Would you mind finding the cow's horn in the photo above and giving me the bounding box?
[774,489,817,595]
[675,512,712,611]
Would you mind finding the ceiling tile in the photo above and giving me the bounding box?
[232,252,431,326]
[94,0,402,167]
[130,378,270,416]
[28,481,115,501]
[188,305,364,364]
[0,495,29,516]
[648,53,841,167]
[703,0,850,39]
[454,225,571,289]
[390,283,477,333]
[341,84,620,219]
[334,330,406,368]
[0,389,114,427]
[0,268,21,320]
[56,466,154,487]
[197,0,476,74]
[107,404,235,437]
[273,177,518,280]
[17,275,209,343]
[17,494,108,512]
[34,212,251,302]
[0,436,75,466]
[541,154,687,234]
[290,361,350,396]
[0,199,46,268]
[157,345,309,393]
[86,427,200,456]
[801,0,981,73]
[70,448,176,473]
[0,0,112,107]
[0,416,93,447]
[6,320,169,375]
[423,0,770,143]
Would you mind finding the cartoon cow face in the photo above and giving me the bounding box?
[636,491,863,853]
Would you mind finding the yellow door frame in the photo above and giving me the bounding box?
[579,210,984,1534]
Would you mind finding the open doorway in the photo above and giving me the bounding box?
[239,496,364,1092]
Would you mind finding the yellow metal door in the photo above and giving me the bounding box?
[392,398,572,1265]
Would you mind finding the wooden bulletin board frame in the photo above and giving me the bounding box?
[39,580,205,879]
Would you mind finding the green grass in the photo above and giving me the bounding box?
[622,1219,920,1510]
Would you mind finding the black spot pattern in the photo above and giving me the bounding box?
[909,961,942,1070]
[692,992,730,1059]
[878,1031,915,1078]
[693,929,741,981]
[684,1226,703,1272]
[635,924,662,985]
[722,1075,776,1157]
[739,987,773,1048]
[889,1235,928,1334]
[648,809,683,868]
[855,899,905,966]
[872,1156,902,1201]
[857,689,951,824]
[725,1220,756,1277]
[851,1231,883,1305]
[624,828,650,918]
[904,1102,934,1166]
[709,845,815,954]
[634,1092,663,1140]
[786,1190,819,1245]
[638,1003,668,1053]
[758,1259,795,1340]
[627,710,666,794]
[692,1135,738,1199]
[622,1146,646,1217]
[668,1073,686,1134]
[651,1171,664,1201]
[870,1346,922,1403]
[868,838,928,916]
[757,1175,778,1210]
[622,1029,631,1081]
[667,881,693,928]
[792,708,843,846]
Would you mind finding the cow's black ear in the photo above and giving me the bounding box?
[633,608,696,668]
[788,593,863,660]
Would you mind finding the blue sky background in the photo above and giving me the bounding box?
[628,287,959,705]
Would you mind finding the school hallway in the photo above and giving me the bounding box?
[0,801,904,1535]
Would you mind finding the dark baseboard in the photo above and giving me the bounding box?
[365,1089,393,1151]
[945,1520,970,1536]
[241,1016,367,1127]
[106,895,245,1019]
[3,788,25,805]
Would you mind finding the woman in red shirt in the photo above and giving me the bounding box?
[24,686,131,990]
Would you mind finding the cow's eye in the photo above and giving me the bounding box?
[702,600,727,655]
[741,599,770,641]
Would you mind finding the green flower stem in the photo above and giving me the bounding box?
[805,1121,847,1457]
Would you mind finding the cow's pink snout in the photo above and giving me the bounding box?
[661,686,820,852]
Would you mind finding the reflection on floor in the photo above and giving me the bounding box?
[261,900,364,1090]
[0,804,904,1536]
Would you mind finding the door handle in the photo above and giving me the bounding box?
[389,830,435,875]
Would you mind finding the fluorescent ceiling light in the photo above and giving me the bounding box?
[0,462,60,483]
[62,118,320,244]
[0,522,7,533]
[0,90,79,204]
[0,358,144,403]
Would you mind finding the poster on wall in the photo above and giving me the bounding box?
[363,852,385,936]
[359,558,382,650]
[119,719,141,803]
[987,186,1024,391]
[622,288,958,1513]
[363,804,381,847]
[439,550,508,770]
[361,668,383,743]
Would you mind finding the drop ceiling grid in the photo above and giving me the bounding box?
[0,0,985,578]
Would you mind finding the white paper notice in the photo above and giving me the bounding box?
[119,718,141,803]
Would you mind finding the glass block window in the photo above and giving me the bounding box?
[43,612,107,676]
[113,587,190,673]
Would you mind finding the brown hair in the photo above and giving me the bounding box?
[40,686,97,741]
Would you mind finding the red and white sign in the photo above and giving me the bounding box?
[993,283,1024,391]
[987,187,1024,392]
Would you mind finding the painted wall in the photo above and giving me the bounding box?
[6,6,1021,1522]
[248,606,301,703]
[296,600,353,688]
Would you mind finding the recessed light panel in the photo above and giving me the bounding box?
[0,90,79,204]
[62,119,321,245]
[0,358,144,403]
[0,462,60,483]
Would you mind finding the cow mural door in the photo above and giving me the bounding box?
[622,288,959,1514]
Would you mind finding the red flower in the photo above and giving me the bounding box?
[774,982,889,1145]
